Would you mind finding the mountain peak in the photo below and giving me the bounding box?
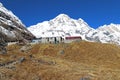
[78,18,84,22]
[56,14,70,18]
[51,14,71,23]
[28,13,91,38]
[54,14,70,20]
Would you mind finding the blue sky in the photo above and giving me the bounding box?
[1,0,120,28]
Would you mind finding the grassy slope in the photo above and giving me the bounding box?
[0,41,120,80]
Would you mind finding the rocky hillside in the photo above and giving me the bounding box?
[0,3,35,42]
[0,41,120,80]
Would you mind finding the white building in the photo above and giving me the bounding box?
[32,31,82,44]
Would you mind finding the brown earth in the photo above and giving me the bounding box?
[0,41,120,80]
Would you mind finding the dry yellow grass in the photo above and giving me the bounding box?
[0,41,120,80]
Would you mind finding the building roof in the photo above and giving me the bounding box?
[65,36,82,40]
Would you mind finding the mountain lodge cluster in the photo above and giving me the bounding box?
[32,36,82,44]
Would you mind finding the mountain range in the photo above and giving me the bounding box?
[0,1,120,45]
[28,14,120,45]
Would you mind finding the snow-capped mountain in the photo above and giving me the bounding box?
[84,23,120,45]
[28,14,120,45]
[0,2,35,42]
[28,14,94,39]
[98,23,120,44]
